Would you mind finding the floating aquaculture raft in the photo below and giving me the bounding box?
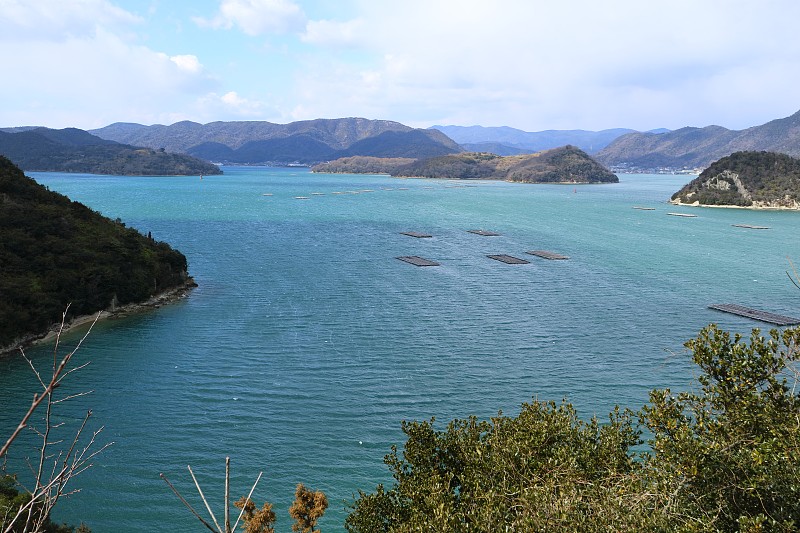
[708,303,800,326]
[396,256,440,267]
[527,250,569,260]
[401,232,433,238]
[487,254,530,264]
[468,230,501,236]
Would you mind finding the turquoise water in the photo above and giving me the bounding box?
[2,167,799,531]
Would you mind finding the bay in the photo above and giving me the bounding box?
[1,167,799,531]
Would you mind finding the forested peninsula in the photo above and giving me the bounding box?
[0,157,195,352]
[313,145,618,183]
[0,127,221,176]
[671,151,800,209]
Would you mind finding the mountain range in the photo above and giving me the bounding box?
[429,125,664,155]
[595,110,800,170]
[7,108,800,173]
[91,118,461,165]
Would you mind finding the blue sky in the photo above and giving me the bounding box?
[2,0,800,132]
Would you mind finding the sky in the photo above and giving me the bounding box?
[2,0,800,132]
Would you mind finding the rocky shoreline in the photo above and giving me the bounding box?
[0,279,197,357]
[669,199,800,210]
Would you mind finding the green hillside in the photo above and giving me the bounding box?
[0,127,222,176]
[671,151,800,208]
[314,146,618,183]
[0,156,193,350]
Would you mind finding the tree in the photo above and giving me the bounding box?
[233,497,275,533]
[346,324,800,532]
[345,402,646,531]
[289,484,328,533]
[641,325,800,531]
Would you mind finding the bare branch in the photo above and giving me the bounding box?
[189,465,224,533]
[161,472,220,533]
[232,471,263,533]
[2,306,108,533]
[0,310,101,459]
[225,457,231,533]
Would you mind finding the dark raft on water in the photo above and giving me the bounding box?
[0,156,194,351]
[527,250,570,260]
[708,304,800,326]
[397,256,440,267]
[487,254,530,264]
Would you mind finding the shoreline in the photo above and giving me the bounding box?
[0,279,197,357]
[669,199,800,211]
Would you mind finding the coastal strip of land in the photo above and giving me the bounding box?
[1,279,197,356]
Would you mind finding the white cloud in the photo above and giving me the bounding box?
[170,54,204,74]
[285,0,800,130]
[0,3,217,128]
[194,0,306,35]
[196,91,269,119]
[301,18,364,46]
[4,0,800,131]
[0,0,141,42]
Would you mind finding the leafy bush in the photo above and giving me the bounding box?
[347,324,800,532]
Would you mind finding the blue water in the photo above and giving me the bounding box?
[2,167,799,531]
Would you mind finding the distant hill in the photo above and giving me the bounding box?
[314,146,618,184]
[670,151,800,209]
[0,156,194,350]
[311,156,417,175]
[596,110,800,171]
[460,142,530,156]
[91,118,462,165]
[0,127,222,175]
[430,125,645,154]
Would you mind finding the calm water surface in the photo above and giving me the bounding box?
[2,168,799,531]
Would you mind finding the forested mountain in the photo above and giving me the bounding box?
[314,146,618,183]
[430,125,646,154]
[0,127,221,175]
[596,109,800,170]
[91,118,462,165]
[0,156,193,350]
[670,151,800,208]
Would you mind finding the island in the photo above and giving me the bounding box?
[313,145,618,183]
[0,127,222,176]
[0,156,196,353]
[670,151,800,209]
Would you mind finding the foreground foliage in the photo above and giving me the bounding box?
[346,324,800,532]
[0,156,192,349]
